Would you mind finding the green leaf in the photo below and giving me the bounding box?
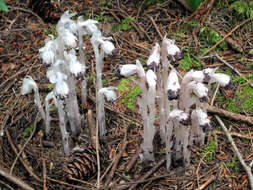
[186,0,203,11]
[0,0,8,12]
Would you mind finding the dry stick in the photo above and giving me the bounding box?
[10,114,39,174]
[214,54,253,88]
[207,105,253,126]
[215,116,253,189]
[125,146,142,172]
[105,128,128,187]
[5,128,42,183]
[0,166,34,190]
[195,175,216,190]
[148,15,163,40]
[196,151,209,188]
[214,130,253,140]
[200,18,252,57]
[87,109,98,149]
[42,158,47,190]
[128,158,166,190]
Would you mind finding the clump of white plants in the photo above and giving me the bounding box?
[21,11,117,155]
[116,36,232,169]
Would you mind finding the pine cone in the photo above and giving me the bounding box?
[64,147,97,181]
[28,0,60,23]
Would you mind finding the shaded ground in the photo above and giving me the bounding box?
[0,0,253,189]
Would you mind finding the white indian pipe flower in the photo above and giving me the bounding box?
[78,18,100,35]
[191,108,212,132]
[21,76,38,95]
[64,50,85,79]
[168,109,191,126]
[61,29,77,48]
[209,73,233,88]
[57,10,77,34]
[98,87,117,102]
[54,77,69,100]
[167,69,180,100]
[116,64,137,78]
[47,69,67,84]
[39,39,58,66]
[147,43,160,70]
[163,38,182,62]
[97,38,116,55]
[146,69,157,88]
[182,68,217,86]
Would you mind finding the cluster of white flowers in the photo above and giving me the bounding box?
[117,36,232,168]
[21,11,117,155]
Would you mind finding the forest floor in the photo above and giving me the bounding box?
[0,0,253,189]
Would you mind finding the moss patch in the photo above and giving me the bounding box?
[117,77,141,110]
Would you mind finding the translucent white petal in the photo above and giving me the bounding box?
[21,76,38,95]
[146,69,157,87]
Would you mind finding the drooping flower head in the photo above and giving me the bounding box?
[146,69,157,88]
[115,64,138,78]
[57,10,77,35]
[168,109,191,126]
[167,69,180,100]
[147,43,160,70]
[53,72,69,100]
[78,18,100,36]
[39,38,58,66]
[64,49,85,79]
[191,108,212,132]
[209,73,233,89]
[21,76,38,95]
[99,87,117,103]
[162,38,182,62]
[97,37,116,55]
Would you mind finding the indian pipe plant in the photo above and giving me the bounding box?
[21,11,117,155]
[21,11,233,171]
[116,36,232,169]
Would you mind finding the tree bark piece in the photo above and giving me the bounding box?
[207,105,253,125]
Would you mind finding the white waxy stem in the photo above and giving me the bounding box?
[167,69,180,100]
[99,87,117,102]
[146,69,157,88]
[147,43,160,69]
[136,60,145,78]
[21,76,46,121]
[45,91,57,136]
[118,64,138,77]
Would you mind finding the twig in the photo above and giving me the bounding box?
[148,15,163,40]
[125,147,142,172]
[195,175,215,190]
[0,166,34,190]
[10,114,39,174]
[105,129,128,186]
[42,158,47,190]
[215,115,253,189]
[214,130,253,140]
[214,54,253,88]
[5,127,42,182]
[87,109,97,149]
[128,158,166,190]
[207,105,253,125]
[196,151,209,188]
[210,83,219,106]
[200,18,252,57]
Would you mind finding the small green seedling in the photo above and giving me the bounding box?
[0,0,8,12]
[201,139,216,161]
[114,17,135,32]
[23,125,34,138]
[117,77,141,110]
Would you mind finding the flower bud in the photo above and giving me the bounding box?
[146,69,157,88]
[147,43,160,70]
[99,87,117,102]
[21,76,38,95]
[167,69,180,100]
